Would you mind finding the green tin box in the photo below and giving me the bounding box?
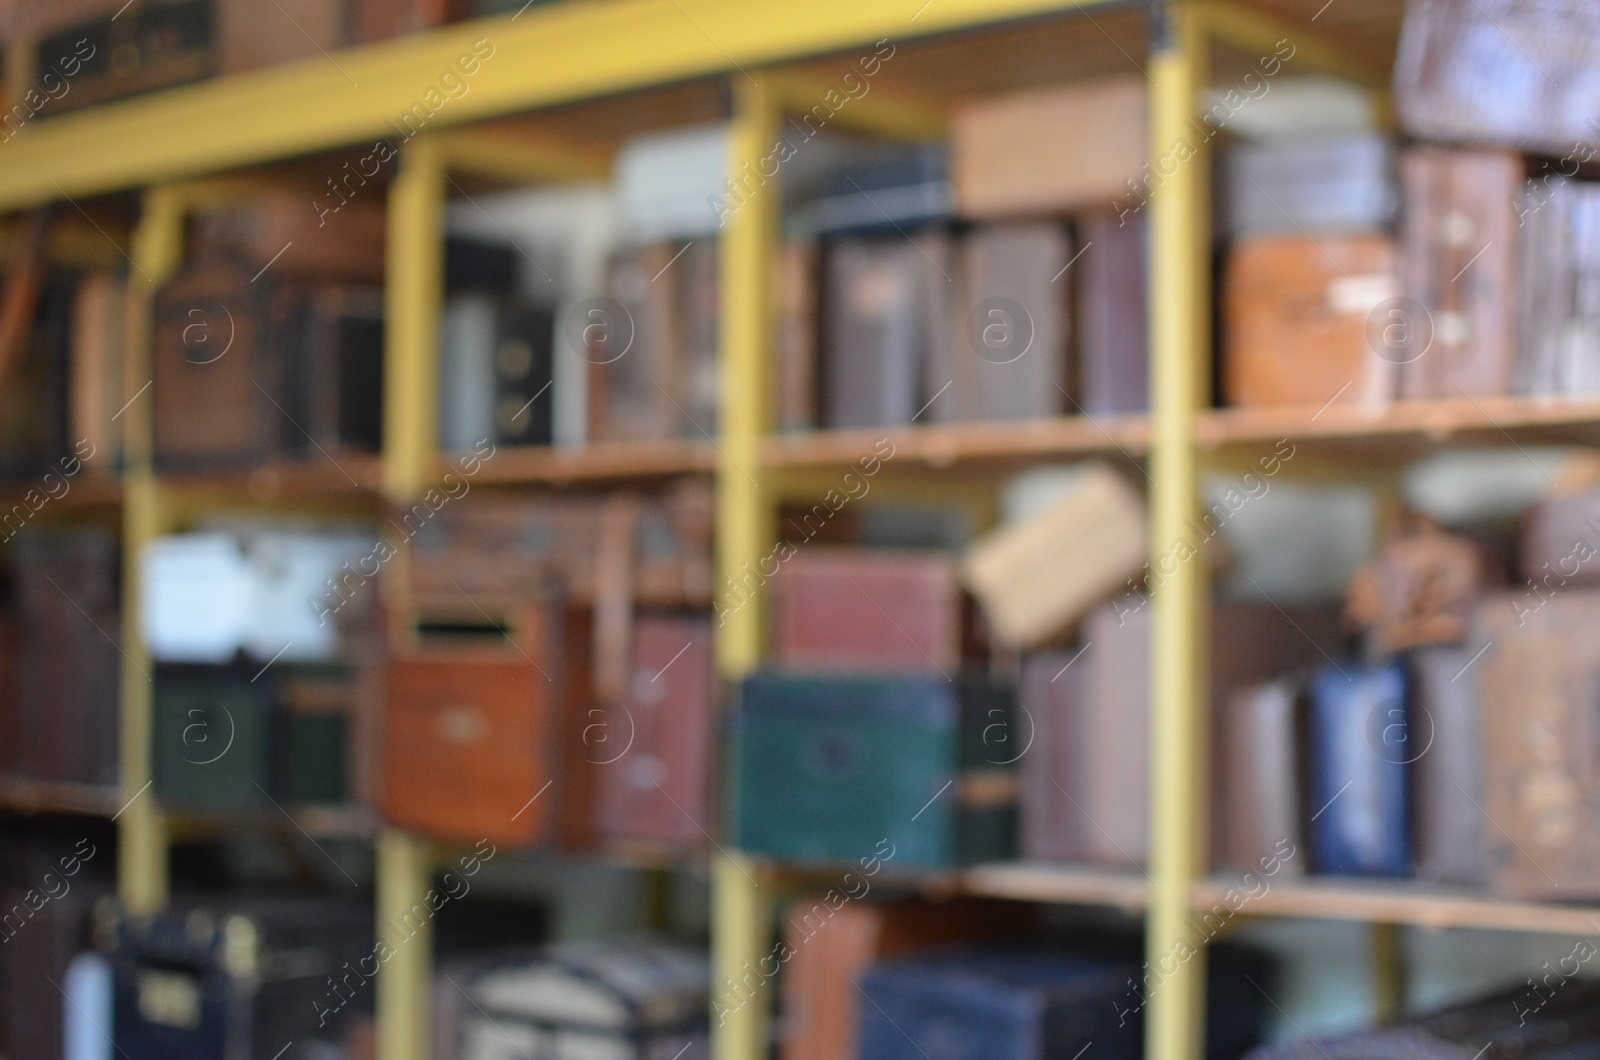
[731,674,1018,869]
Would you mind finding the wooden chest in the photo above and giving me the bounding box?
[1223,232,1399,410]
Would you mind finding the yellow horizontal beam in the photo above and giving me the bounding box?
[434,127,614,184]
[0,0,1117,211]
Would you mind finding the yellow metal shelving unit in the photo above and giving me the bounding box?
[12,2,1578,1059]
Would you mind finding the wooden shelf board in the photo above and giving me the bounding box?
[165,803,380,841]
[1195,875,1600,936]
[447,440,714,486]
[156,455,386,500]
[1198,396,1600,458]
[0,471,124,512]
[764,416,1150,473]
[0,772,124,817]
[961,861,1151,910]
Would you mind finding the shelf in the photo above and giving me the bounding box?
[764,416,1150,474]
[961,861,1150,911]
[165,803,381,841]
[448,440,714,486]
[0,772,124,817]
[156,455,386,501]
[0,471,124,512]
[1194,875,1600,937]
[1198,395,1600,462]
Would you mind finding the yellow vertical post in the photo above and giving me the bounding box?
[378,133,446,1060]
[713,75,779,1060]
[1146,5,1211,1060]
[1372,923,1407,1022]
[118,186,184,914]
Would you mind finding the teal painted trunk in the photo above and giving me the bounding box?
[732,674,1017,869]
[152,667,278,813]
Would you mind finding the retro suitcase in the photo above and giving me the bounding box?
[275,284,386,456]
[778,899,1031,1060]
[1076,210,1147,417]
[489,302,555,448]
[110,897,372,1060]
[152,664,279,812]
[593,615,713,846]
[1223,232,1400,409]
[1346,516,1487,652]
[819,234,938,429]
[952,76,1145,219]
[588,243,682,442]
[70,270,128,473]
[775,241,819,431]
[351,0,463,41]
[280,670,351,805]
[801,145,952,235]
[928,221,1070,423]
[1521,484,1600,588]
[1516,179,1600,396]
[1410,646,1485,886]
[449,941,709,1060]
[215,0,348,75]
[0,271,73,479]
[1215,680,1305,877]
[1307,661,1412,878]
[1220,134,1397,238]
[1477,590,1600,898]
[1398,148,1522,400]
[0,828,111,1060]
[6,528,121,787]
[381,604,593,847]
[191,197,388,286]
[151,265,280,470]
[733,674,1017,869]
[35,0,213,115]
[1394,0,1600,156]
[769,549,964,676]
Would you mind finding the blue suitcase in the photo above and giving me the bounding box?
[1308,661,1413,877]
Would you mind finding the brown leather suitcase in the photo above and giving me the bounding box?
[1394,0,1600,156]
[216,0,349,75]
[1515,179,1600,396]
[1076,210,1147,417]
[1018,649,1093,862]
[952,76,1145,219]
[70,270,127,474]
[351,0,462,42]
[152,265,280,469]
[770,548,963,676]
[778,899,1030,1060]
[191,197,388,286]
[275,283,386,456]
[1223,232,1399,409]
[1214,680,1305,877]
[1521,484,1600,588]
[381,603,593,847]
[588,242,681,442]
[819,234,938,429]
[775,241,818,431]
[5,529,121,787]
[1346,515,1487,652]
[593,614,713,847]
[1476,591,1600,898]
[24,0,213,115]
[1411,646,1485,886]
[927,221,1070,423]
[1398,148,1522,399]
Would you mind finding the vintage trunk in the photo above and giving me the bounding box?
[1477,591,1600,898]
[275,284,386,457]
[769,549,964,676]
[1520,484,1600,588]
[1516,179,1600,396]
[1076,210,1148,417]
[110,897,372,1060]
[588,243,681,442]
[1410,646,1485,886]
[593,615,713,846]
[6,528,121,787]
[732,674,1017,869]
[1215,680,1305,878]
[1307,661,1412,877]
[1223,232,1400,409]
[152,664,280,812]
[1394,0,1600,156]
[952,76,1146,219]
[215,0,349,75]
[778,899,1030,1060]
[927,221,1071,423]
[819,234,938,429]
[1398,148,1521,399]
[1219,134,1396,238]
[191,198,388,286]
[70,270,127,473]
[30,0,213,116]
[489,302,555,448]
